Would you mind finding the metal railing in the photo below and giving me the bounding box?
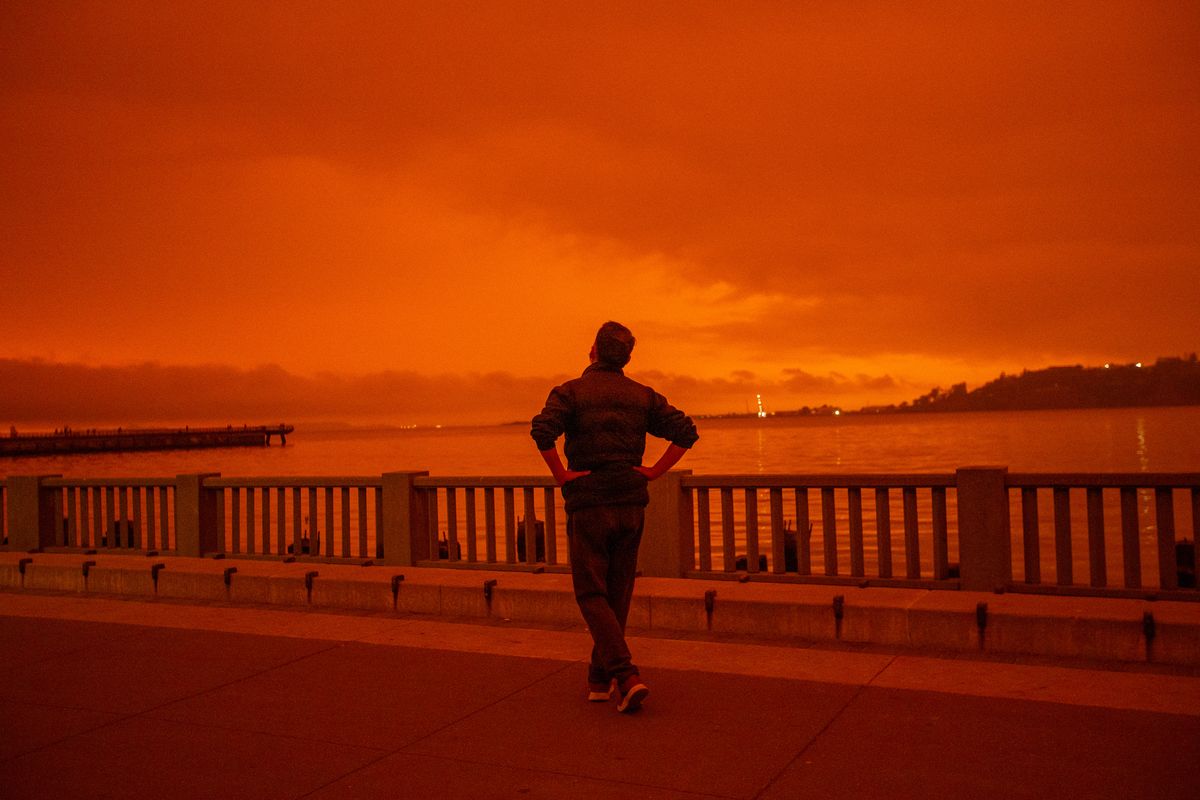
[2,469,1195,599]
[1008,473,1200,594]
[682,475,957,586]
[44,478,175,551]
[415,476,566,570]
[207,477,383,561]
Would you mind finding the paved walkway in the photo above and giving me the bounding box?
[1,592,1198,799]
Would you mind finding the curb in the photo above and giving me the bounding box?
[1,552,1196,666]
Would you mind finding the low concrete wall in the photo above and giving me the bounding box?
[2,552,1196,667]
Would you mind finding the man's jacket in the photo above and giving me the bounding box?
[531,362,699,512]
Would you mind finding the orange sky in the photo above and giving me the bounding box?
[2,2,1198,425]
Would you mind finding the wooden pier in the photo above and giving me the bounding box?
[0,425,293,457]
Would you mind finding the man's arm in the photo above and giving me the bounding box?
[633,443,689,481]
[539,447,591,486]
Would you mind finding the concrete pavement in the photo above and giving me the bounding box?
[1,592,1198,799]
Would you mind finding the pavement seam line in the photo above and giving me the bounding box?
[750,654,897,800]
[0,640,344,765]
[292,659,581,800]
[401,750,741,800]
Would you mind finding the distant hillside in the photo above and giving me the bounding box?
[862,355,1200,414]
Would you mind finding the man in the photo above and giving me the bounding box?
[531,321,698,713]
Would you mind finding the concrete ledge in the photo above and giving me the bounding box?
[1,552,1197,666]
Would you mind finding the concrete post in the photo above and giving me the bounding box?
[956,466,1012,592]
[639,470,694,577]
[5,475,60,551]
[175,473,220,557]
[381,471,429,566]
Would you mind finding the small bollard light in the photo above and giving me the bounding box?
[832,594,845,621]
[704,589,717,630]
[976,602,988,630]
[483,578,498,603]
[150,563,165,589]
[81,560,97,578]
[17,557,32,575]
[223,567,238,587]
[1143,611,1156,642]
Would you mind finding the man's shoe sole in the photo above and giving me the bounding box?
[617,684,649,713]
[587,689,613,702]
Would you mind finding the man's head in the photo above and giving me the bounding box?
[592,321,636,367]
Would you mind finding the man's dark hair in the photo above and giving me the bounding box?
[594,321,636,367]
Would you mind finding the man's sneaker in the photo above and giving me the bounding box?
[616,678,649,713]
[587,679,615,702]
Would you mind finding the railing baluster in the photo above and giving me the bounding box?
[1053,487,1072,585]
[262,487,272,555]
[427,488,440,561]
[848,487,864,577]
[278,487,288,556]
[215,488,225,554]
[144,487,155,550]
[374,487,383,559]
[246,486,256,555]
[523,487,536,563]
[324,486,335,557]
[744,488,759,573]
[308,486,318,555]
[1120,487,1141,588]
[503,488,516,564]
[446,488,460,562]
[1086,487,1106,588]
[69,487,81,547]
[93,487,103,550]
[117,486,128,548]
[875,488,892,579]
[292,488,303,556]
[932,487,949,580]
[340,487,351,558]
[720,488,735,572]
[52,486,64,546]
[231,488,242,554]
[697,488,712,571]
[821,487,837,576]
[1194,487,1200,550]
[903,487,920,579]
[543,487,557,565]
[1021,487,1040,583]
[484,487,497,563]
[132,487,143,549]
[356,487,367,559]
[160,487,171,550]
[466,488,478,562]
[768,488,785,574]
[1155,487,1177,590]
[795,488,810,575]
[109,489,119,551]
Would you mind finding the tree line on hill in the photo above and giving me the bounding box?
[859,354,1200,414]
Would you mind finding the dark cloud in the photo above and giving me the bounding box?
[0,358,906,427]
[1,3,1196,385]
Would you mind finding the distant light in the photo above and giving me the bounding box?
[1135,362,1142,368]
[1104,363,1110,369]
[834,409,841,416]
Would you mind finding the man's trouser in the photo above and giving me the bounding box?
[566,504,645,686]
